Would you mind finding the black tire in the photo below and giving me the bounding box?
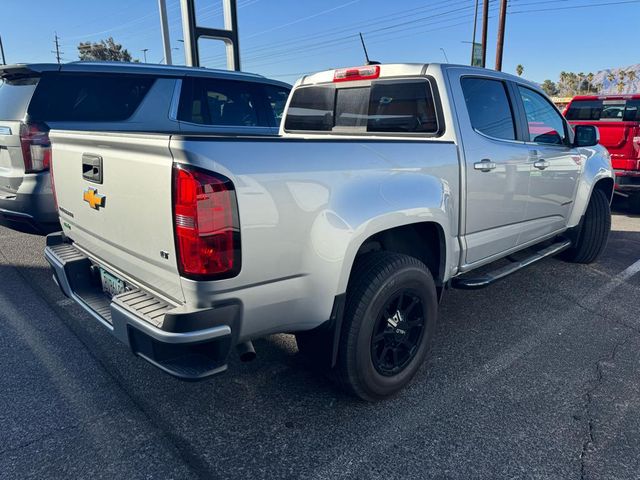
[629,194,640,214]
[336,252,438,401]
[563,188,611,264]
[295,328,331,367]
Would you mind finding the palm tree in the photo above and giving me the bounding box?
[618,71,627,94]
[617,82,625,94]
[607,72,615,92]
[628,70,637,90]
[587,72,594,93]
[516,64,524,77]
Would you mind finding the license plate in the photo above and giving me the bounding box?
[99,268,127,297]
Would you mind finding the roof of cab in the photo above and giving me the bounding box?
[0,61,290,88]
[569,94,640,101]
[296,62,539,90]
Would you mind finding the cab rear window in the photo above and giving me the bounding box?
[28,73,155,122]
[284,79,440,135]
[565,99,640,122]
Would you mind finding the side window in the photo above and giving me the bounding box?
[263,85,290,126]
[517,86,567,145]
[461,77,515,141]
[178,78,268,127]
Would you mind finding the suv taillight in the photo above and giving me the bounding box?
[172,164,240,279]
[20,122,51,173]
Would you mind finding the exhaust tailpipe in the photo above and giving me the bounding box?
[236,341,256,362]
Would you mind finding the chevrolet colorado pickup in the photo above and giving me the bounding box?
[564,94,640,212]
[45,63,613,401]
[0,62,289,229]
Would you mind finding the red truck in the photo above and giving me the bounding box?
[564,94,640,211]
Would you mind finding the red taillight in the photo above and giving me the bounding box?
[20,122,51,173]
[172,164,240,279]
[333,65,380,82]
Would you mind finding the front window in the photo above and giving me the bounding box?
[518,86,567,145]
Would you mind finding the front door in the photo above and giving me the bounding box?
[514,85,580,245]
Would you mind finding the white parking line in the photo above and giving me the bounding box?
[617,258,640,283]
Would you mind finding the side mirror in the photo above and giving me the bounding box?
[573,125,600,148]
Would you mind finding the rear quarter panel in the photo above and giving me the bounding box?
[170,137,460,340]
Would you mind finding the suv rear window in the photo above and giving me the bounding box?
[565,99,640,122]
[284,79,439,134]
[0,77,38,120]
[28,73,154,122]
[178,77,290,128]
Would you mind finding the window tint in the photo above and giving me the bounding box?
[368,81,438,133]
[0,78,38,120]
[284,86,334,131]
[284,79,439,134]
[28,73,154,122]
[517,86,566,145]
[263,85,290,125]
[461,77,515,140]
[566,99,640,122]
[179,78,278,128]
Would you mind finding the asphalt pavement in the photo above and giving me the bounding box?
[0,199,639,480]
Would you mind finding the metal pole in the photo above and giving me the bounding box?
[222,0,240,71]
[480,0,489,68]
[180,0,197,67]
[158,0,172,65]
[0,36,5,65]
[470,0,479,65]
[54,33,61,64]
[495,0,508,71]
[142,48,149,63]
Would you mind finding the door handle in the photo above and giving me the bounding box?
[473,159,497,172]
[533,160,549,170]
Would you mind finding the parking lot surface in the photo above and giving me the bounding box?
[1,200,639,480]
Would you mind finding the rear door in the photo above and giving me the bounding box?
[51,131,184,303]
[452,73,532,265]
[514,85,580,244]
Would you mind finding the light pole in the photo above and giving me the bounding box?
[141,48,149,63]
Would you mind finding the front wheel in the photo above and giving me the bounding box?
[336,252,438,401]
[563,188,611,264]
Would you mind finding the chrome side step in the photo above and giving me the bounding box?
[451,239,572,290]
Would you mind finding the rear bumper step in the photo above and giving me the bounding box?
[44,232,237,380]
[451,239,571,290]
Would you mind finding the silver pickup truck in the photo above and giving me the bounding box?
[45,63,613,401]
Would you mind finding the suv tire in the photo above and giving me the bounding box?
[336,252,437,401]
[563,188,611,264]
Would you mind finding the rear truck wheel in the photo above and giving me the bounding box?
[336,252,437,401]
[629,193,640,214]
[563,188,611,264]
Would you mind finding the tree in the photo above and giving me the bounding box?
[586,72,594,93]
[77,37,135,62]
[516,64,524,77]
[541,79,559,97]
[627,70,636,87]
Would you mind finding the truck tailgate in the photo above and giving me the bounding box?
[50,131,184,303]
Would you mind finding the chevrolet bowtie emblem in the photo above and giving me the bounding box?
[83,187,106,210]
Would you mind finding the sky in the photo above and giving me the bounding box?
[1,0,638,84]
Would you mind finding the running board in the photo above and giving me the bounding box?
[451,239,572,290]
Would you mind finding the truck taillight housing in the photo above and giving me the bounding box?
[172,164,240,279]
[20,122,51,173]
